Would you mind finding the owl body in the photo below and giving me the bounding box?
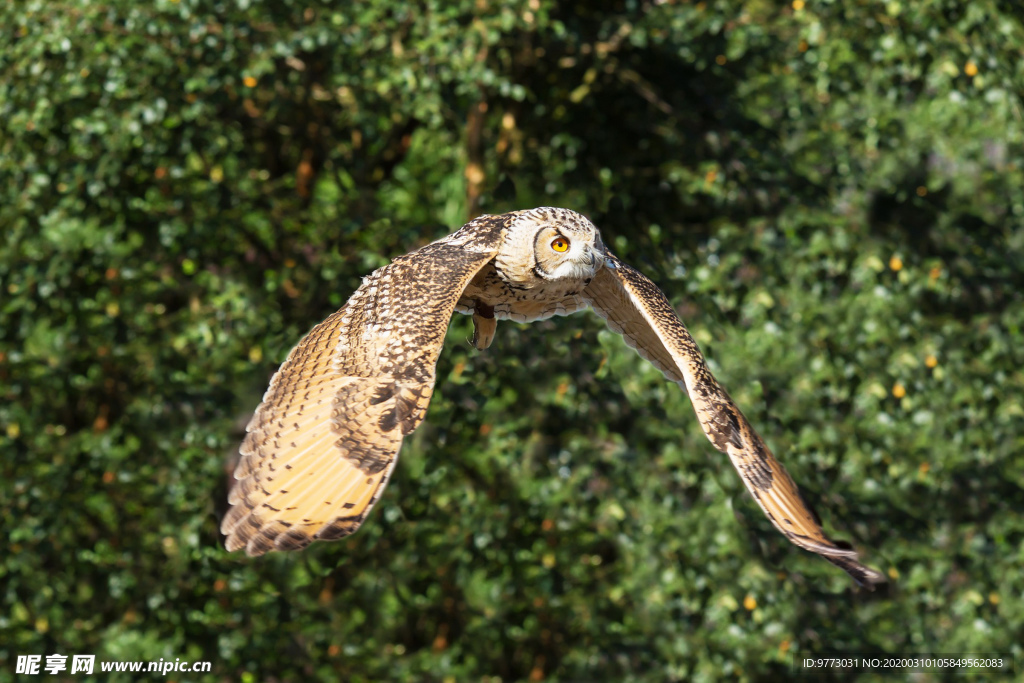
[456,262,590,324]
[223,206,884,588]
[455,207,602,326]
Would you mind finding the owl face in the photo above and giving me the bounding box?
[504,207,605,284]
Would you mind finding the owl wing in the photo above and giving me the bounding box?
[583,253,885,587]
[222,216,506,556]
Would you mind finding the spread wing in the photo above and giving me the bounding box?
[222,217,505,556]
[583,253,885,587]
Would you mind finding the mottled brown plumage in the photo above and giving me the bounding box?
[223,207,884,587]
[221,214,506,555]
[584,255,885,586]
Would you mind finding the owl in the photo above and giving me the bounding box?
[222,207,885,587]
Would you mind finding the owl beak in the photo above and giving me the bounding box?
[583,246,609,270]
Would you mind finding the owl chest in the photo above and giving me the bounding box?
[456,263,585,322]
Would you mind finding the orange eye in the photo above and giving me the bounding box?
[551,237,570,253]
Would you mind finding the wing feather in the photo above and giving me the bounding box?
[584,254,885,587]
[223,216,506,555]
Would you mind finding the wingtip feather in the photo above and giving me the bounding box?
[826,554,888,589]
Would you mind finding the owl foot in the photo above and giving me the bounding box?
[471,304,497,350]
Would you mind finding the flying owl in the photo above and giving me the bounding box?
[222,207,885,587]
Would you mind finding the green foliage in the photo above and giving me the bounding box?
[3,0,1024,681]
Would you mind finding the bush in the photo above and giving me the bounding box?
[3,1,1023,680]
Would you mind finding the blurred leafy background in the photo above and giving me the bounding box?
[3,0,1024,681]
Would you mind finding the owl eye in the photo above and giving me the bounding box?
[550,237,570,253]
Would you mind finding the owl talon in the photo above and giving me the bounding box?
[471,311,497,350]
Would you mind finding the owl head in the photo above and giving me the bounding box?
[499,207,606,285]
